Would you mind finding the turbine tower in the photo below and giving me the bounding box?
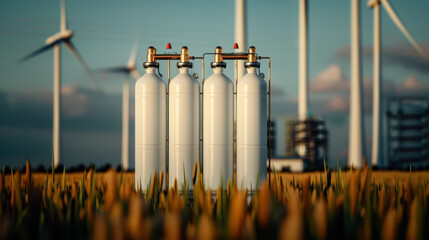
[20,0,101,168]
[235,0,247,80]
[368,0,426,167]
[298,0,309,120]
[348,0,365,168]
[99,42,141,170]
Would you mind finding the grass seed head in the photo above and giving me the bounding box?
[149,172,157,199]
[25,160,31,192]
[382,207,397,240]
[0,171,3,193]
[159,192,166,211]
[257,181,270,228]
[406,198,424,240]
[349,172,359,217]
[186,223,196,240]
[165,213,182,240]
[86,167,93,196]
[173,179,178,194]
[104,168,118,210]
[302,176,310,211]
[71,182,77,200]
[313,199,328,240]
[280,188,303,240]
[197,214,217,240]
[93,213,109,240]
[228,190,247,240]
[127,195,144,239]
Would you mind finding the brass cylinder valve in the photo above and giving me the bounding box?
[144,46,159,68]
[211,46,227,68]
[177,46,193,68]
[245,46,260,68]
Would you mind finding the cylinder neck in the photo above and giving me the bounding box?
[179,67,189,73]
[213,67,223,73]
[247,67,257,73]
[146,67,156,73]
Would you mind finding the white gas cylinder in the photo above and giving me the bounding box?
[135,47,166,191]
[237,46,267,191]
[169,46,200,191]
[203,47,233,189]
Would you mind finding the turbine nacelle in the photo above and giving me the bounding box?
[126,64,135,72]
[368,0,380,8]
[46,30,73,45]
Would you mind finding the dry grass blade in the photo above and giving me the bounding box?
[227,179,231,199]
[149,172,157,199]
[159,171,164,191]
[192,161,198,186]
[1,159,429,239]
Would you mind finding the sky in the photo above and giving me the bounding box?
[0,0,428,168]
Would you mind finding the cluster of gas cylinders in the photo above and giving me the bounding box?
[135,46,267,194]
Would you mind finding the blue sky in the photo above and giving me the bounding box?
[1,0,428,168]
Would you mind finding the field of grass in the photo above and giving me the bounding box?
[1,161,428,239]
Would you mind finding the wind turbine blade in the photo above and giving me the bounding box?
[381,0,426,57]
[61,0,67,31]
[130,69,141,80]
[64,40,103,91]
[95,66,129,74]
[19,40,61,62]
[127,38,140,68]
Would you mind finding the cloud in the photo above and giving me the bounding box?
[335,45,372,60]
[271,84,287,97]
[310,64,391,95]
[325,96,349,112]
[335,43,429,73]
[0,85,125,132]
[310,64,349,92]
[0,85,128,167]
[397,76,429,93]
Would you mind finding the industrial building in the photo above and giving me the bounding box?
[386,97,429,167]
[287,118,328,169]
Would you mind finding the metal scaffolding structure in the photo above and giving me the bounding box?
[288,118,328,169]
[386,97,429,167]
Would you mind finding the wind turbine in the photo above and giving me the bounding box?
[298,0,309,120]
[20,0,101,168]
[368,0,426,167]
[235,0,247,80]
[348,0,365,168]
[99,42,140,170]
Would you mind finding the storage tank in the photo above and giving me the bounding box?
[237,46,267,191]
[169,46,200,191]
[135,46,167,191]
[203,46,233,189]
